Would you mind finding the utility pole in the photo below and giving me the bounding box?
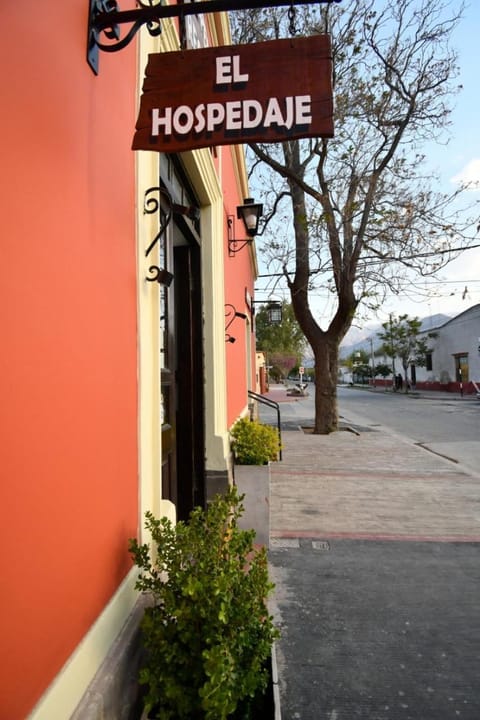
[370,338,376,389]
[389,314,396,391]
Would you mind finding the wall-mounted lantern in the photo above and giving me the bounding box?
[266,301,282,324]
[251,298,283,325]
[227,198,263,256]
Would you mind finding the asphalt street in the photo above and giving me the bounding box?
[260,385,480,720]
[270,538,480,720]
[337,386,480,477]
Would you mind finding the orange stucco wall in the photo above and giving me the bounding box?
[0,4,138,718]
[222,150,256,428]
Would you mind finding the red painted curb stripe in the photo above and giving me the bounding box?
[271,469,466,480]
[271,530,480,543]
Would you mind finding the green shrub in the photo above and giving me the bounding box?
[129,487,279,720]
[230,417,280,465]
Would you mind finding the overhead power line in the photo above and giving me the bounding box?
[256,242,480,278]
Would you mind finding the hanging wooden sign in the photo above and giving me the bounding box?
[132,35,333,153]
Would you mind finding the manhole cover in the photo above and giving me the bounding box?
[312,540,330,551]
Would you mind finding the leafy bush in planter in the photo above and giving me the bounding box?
[230,418,281,465]
[129,487,279,720]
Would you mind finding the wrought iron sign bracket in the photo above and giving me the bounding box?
[87,0,342,74]
[143,185,199,286]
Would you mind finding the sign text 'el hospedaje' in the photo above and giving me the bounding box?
[132,35,333,152]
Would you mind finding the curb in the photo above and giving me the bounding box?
[271,642,282,720]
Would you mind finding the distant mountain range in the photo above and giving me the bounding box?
[339,313,451,357]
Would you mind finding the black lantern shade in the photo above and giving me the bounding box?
[267,301,282,324]
[237,198,263,237]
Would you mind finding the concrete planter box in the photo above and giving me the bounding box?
[234,462,271,548]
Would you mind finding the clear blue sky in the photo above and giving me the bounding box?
[442,1,480,186]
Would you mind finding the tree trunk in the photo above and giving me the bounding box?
[286,162,356,434]
[312,337,339,434]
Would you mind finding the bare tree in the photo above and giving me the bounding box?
[233,0,479,433]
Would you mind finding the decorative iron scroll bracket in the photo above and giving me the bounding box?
[227,215,253,257]
[227,216,253,256]
[87,0,342,74]
[143,185,199,285]
[225,303,247,343]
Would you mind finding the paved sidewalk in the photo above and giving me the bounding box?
[270,429,480,542]
[267,406,480,719]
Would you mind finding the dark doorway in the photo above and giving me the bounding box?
[159,166,205,522]
[159,200,177,507]
[174,236,205,520]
